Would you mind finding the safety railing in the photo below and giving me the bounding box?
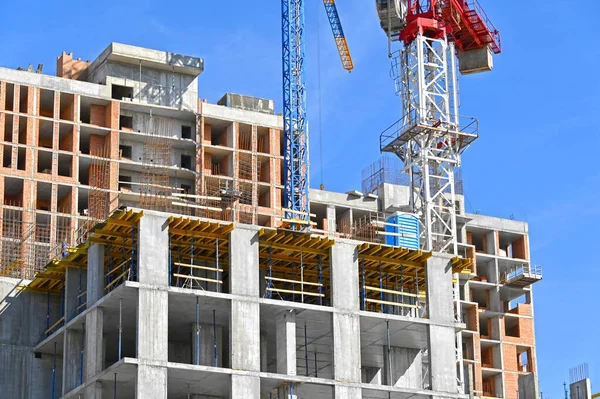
[465,0,501,53]
[380,112,479,152]
[500,265,543,285]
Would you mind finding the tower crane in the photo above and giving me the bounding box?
[282,0,353,231]
[376,0,501,254]
[375,1,501,393]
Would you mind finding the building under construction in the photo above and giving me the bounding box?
[0,43,541,398]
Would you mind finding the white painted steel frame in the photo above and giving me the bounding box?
[396,35,462,255]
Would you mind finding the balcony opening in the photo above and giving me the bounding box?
[181,125,192,139]
[504,317,520,338]
[112,84,133,101]
[119,175,133,191]
[181,154,192,170]
[119,115,133,130]
[119,145,132,160]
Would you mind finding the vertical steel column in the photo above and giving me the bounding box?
[385,273,389,314]
[195,296,200,365]
[80,323,85,385]
[168,232,172,286]
[133,230,137,281]
[215,238,220,293]
[414,268,418,317]
[131,228,136,281]
[46,290,50,333]
[314,351,318,377]
[77,267,82,315]
[213,309,217,367]
[318,254,323,306]
[386,319,392,386]
[118,298,122,360]
[300,251,304,304]
[268,245,273,299]
[113,373,117,399]
[51,341,57,399]
[304,323,309,376]
[379,261,383,313]
[60,285,65,322]
[292,262,295,302]
[361,259,366,311]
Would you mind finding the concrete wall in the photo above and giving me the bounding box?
[0,277,62,398]
[106,63,198,111]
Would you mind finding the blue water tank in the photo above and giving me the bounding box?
[385,213,420,250]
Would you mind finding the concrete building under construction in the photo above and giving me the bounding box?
[0,43,542,399]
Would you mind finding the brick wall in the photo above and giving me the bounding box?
[56,52,90,80]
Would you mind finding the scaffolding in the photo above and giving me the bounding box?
[139,112,174,212]
[361,156,408,194]
[259,229,333,306]
[357,243,431,317]
[168,217,233,292]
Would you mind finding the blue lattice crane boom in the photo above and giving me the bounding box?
[281,0,353,231]
[323,0,354,72]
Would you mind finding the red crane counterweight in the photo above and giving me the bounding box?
[399,0,501,55]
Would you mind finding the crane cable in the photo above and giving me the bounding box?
[316,3,325,190]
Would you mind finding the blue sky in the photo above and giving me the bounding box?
[1,0,598,394]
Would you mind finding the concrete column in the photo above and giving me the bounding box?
[85,382,103,399]
[87,244,105,305]
[64,266,83,321]
[136,213,169,399]
[426,255,457,392]
[231,374,260,399]
[331,241,362,388]
[428,324,457,393]
[330,241,359,311]
[191,322,224,367]
[326,205,336,237]
[276,310,296,375]
[85,308,104,380]
[229,226,260,398]
[138,213,169,286]
[62,328,83,394]
[426,255,454,324]
[260,332,268,372]
[383,347,423,388]
[335,385,362,398]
